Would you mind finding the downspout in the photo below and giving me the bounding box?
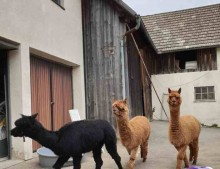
[121,15,141,99]
[123,15,141,38]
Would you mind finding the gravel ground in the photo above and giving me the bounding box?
[1,120,220,169]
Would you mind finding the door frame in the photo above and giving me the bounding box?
[0,51,10,160]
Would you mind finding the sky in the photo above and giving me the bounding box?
[123,0,220,15]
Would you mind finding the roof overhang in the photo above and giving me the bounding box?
[0,37,19,50]
[112,0,157,51]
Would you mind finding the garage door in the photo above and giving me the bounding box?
[30,56,73,151]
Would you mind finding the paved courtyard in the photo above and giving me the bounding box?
[1,120,220,169]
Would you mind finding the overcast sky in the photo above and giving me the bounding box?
[123,0,220,15]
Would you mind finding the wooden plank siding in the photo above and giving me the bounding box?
[150,48,217,74]
[82,0,125,125]
[197,48,217,71]
[82,0,151,125]
[126,35,144,117]
[140,46,157,119]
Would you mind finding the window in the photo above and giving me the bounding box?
[194,86,215,101]
[175,50,197,72]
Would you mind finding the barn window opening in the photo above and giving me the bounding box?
[194,86,215,102]
[175,50,197,72]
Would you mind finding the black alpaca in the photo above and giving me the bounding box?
[11,114,123,169]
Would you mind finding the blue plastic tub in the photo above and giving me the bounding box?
[37,147,73,168]
[37,147,58,168]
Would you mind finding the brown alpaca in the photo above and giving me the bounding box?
[167,88,201,169]
[112,99,151,169]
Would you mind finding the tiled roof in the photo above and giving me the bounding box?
[142,4,220,54]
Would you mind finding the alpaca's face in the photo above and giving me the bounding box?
[11,126,25,137]
[112,99,128,118]
[11,113,38,137]
[167,88,182,107]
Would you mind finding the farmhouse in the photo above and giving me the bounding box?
[0,0,85,160]
[0,0,219,164]
[142,4,220,126]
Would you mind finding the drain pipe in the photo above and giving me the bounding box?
[121,15,141,99]
[123,15,141,39]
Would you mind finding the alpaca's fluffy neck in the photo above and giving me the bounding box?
[116,111,132,141]
[169,106,182,136]
[27,124,59,151]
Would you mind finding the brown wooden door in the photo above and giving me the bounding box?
[51,63,72,130]
[30,56,72,151]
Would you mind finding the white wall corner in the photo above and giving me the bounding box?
[72,66,86,120]
[8,43,33,160]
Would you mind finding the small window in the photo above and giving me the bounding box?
[175,50,197,72]
[194,86,215,102]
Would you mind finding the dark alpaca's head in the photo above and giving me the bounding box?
[112,99,129,119]
[11,113,41,137]
[167,88,182,107]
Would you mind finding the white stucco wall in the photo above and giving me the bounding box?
[152,48,220,127]
[0,0,85,160]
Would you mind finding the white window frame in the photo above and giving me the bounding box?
[194,86,215,102]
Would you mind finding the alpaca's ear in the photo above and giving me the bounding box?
[168,88,171,93]
[31,113,38,119]
[123,98,127,104]
[178,88,181,94]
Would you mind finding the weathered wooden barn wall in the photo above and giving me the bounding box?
[82,0,127,125]
[122,26,155,119]
[82,0,151,124]
[150,48,217,74]
[140,45,157,119]
[126,35,144,117]
[197,48,217,71]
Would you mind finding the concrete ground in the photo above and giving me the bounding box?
[1,120,220,169]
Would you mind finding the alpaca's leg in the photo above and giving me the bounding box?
[93,147,103,169]
[140,140,148,162]
[192,138,199,165]
[140,145,143,158]
[189,143,194,162]
[72,154,82,169]
[53,155,70,169]
[105,142,123,169]
[176,145,188,169]
[127,148,131,155]
[128,147,138,169]
[183,154,189,168]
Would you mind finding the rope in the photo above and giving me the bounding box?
[125,24,169,121]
